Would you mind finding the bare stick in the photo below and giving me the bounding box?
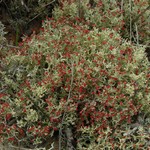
[5,44,20,49]
[28,0,56,24]
[65,127,75,150]
[41,0,56,8]
[121,0,124,12]
[59,60,74,150]
[21,0,30,12]
[135,23,139,45]
[129,0,132,42]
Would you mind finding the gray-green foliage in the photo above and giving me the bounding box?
[0,0,150,149]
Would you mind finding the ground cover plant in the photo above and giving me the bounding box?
[0,0,150,149]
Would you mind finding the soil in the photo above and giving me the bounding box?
[0,6,42,45]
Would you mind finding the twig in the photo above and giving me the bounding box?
[129,0,132,42]
[131,31,137,44]
[68,62,74,100]
[21,0,30,12]
[27,13,42,24]
[6,44,20,49]
[123,127,138,136]
[121,0,124,12]
[135,23,139,45]
[0,88,7,93]
[65,127,75,150]
[27,0,56,24]
[59,60,74,150]
[0,43,20,49]
[41,0,56,8]
[135,44,150,48]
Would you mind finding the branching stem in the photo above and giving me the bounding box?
[129,0,132,42]
[59,60,74,150]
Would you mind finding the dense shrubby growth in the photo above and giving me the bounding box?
[54,0,149,44]
[0,0,150,149]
